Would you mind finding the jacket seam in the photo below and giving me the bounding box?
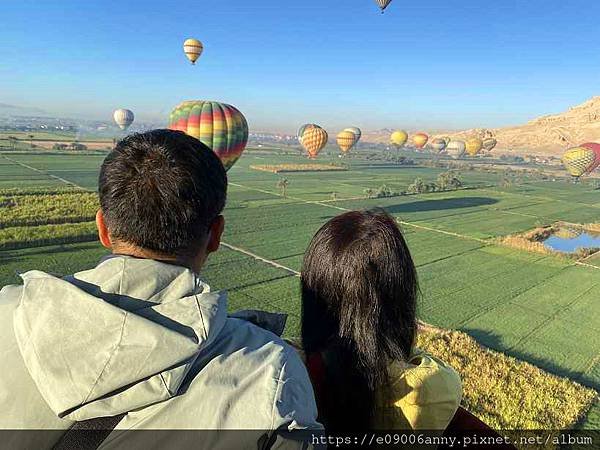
[194,294,208,340]
[270,361,286,430]
[82,311,129,404]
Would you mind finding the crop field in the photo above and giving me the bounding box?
[0,149,599,432]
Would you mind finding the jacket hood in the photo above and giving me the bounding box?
[12,256,228,421]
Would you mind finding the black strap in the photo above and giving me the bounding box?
[52,413,126,450]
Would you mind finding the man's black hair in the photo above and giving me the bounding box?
[98,129,227,257]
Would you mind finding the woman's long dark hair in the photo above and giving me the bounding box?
[301,209,418,431]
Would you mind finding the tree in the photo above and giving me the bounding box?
[28,134,35,148]
[407,177,425,194]
[364,188,375,199]
[276,177,290,198]
[7,136,17,150]
[330,192,338,202]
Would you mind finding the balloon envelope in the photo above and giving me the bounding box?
[580,143,600,172]
[430,138,447,153]
[374,0,393,11]
[183,38,203,64]
[391,130,408,148]
[168,100,248,171]
[343,127,362,143]
[562,146,596,178]
[446,140,466,159]
[413,132,429,149]
[298,123,317,145]
[482,137,497,152]
[465,137,483,156]
[113,109,134,130]
[302,126,328,158]
[337,130,357,153]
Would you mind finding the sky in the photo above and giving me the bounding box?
[1,0,600,133]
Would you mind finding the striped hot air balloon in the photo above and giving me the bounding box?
[301,125,328,159]
[343,127,362,144]
[337,130,357,154]
[580,143,600,172]
[482,137,497,152]
[446,140,466,159]
[430,138,447,153]
[113,109,134,130]
[391,130,408,148]
[168,100,248,171]
[374,0,393,12]
[413,132,429,149]
[562,146,596,178]
[465,137,483,157]
[183,38,204,64]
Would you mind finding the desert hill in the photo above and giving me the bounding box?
[362,96,600,157]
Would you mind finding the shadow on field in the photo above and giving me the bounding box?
[385,197,498,214]
[461,327,600,391]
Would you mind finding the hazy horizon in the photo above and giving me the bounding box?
[2,1,599,134]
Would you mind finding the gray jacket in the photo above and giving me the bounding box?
[0,255,321,449]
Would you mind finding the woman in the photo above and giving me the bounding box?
[299,209,462,432]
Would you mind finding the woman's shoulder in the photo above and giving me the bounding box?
[389,348,462,404]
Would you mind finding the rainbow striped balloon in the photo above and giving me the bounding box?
[168,101,248,171]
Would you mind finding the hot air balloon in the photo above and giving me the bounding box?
[413,132,429,150]
[562,146,596,179]
[442,136,451,146]
[465,137,483,157]
[375,0,393,12]
[301,125,328,159]
[298,123,316,145]
[391,130,408,148]
[446,140,466,159]
[344,127,362,144]
[113,109,134,130]
[183,38,204,65]
[580,143,600,172]
[337,130,357,154]
[430,138,447,153]
[482,137,497,152]
[168,100,248,171]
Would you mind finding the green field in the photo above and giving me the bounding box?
[1,149,599,431]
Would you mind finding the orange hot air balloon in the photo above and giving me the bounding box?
[337,130,356,153]
[413,132,429,149]
[301,125,328,158]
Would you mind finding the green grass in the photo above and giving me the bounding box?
[1,149,599,430]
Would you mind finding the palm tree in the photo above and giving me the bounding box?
[28,134,34,148]
[276,177,290,198]
[364,188,375,199]
[330,192,338,202]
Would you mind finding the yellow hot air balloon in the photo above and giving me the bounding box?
[183,38,204,64]
[562,146,596,178]
[465,137,483,157]
[413,132,429,149]
[302,126,328,158]
[391,130,408,148]
[337,130,356,154]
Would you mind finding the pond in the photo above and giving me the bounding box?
[543,229,600,253]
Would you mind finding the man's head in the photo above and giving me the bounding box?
[97,129,227,271]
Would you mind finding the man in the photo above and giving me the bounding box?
[0,130,321,448]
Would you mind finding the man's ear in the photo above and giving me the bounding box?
[96,210,112,249]
[206,215,225,254]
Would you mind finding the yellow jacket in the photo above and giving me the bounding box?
[374,348,462,430]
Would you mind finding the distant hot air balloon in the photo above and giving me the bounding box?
[337,130,357,154]
[580,143,600,172]
[298,123,317,145]
[482,137,497,152]
[446,140,466,159]
[113,109,134,130]
[374,0,393,12]
[465,137,483,157]
[301,125,328,158]
[168,100,248,171]
[391,130,408,148]
[183,38,204,65]
[562,146,596,179]
[344,127,362,144]
[430,138,447,153]
[413,132,429,150]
